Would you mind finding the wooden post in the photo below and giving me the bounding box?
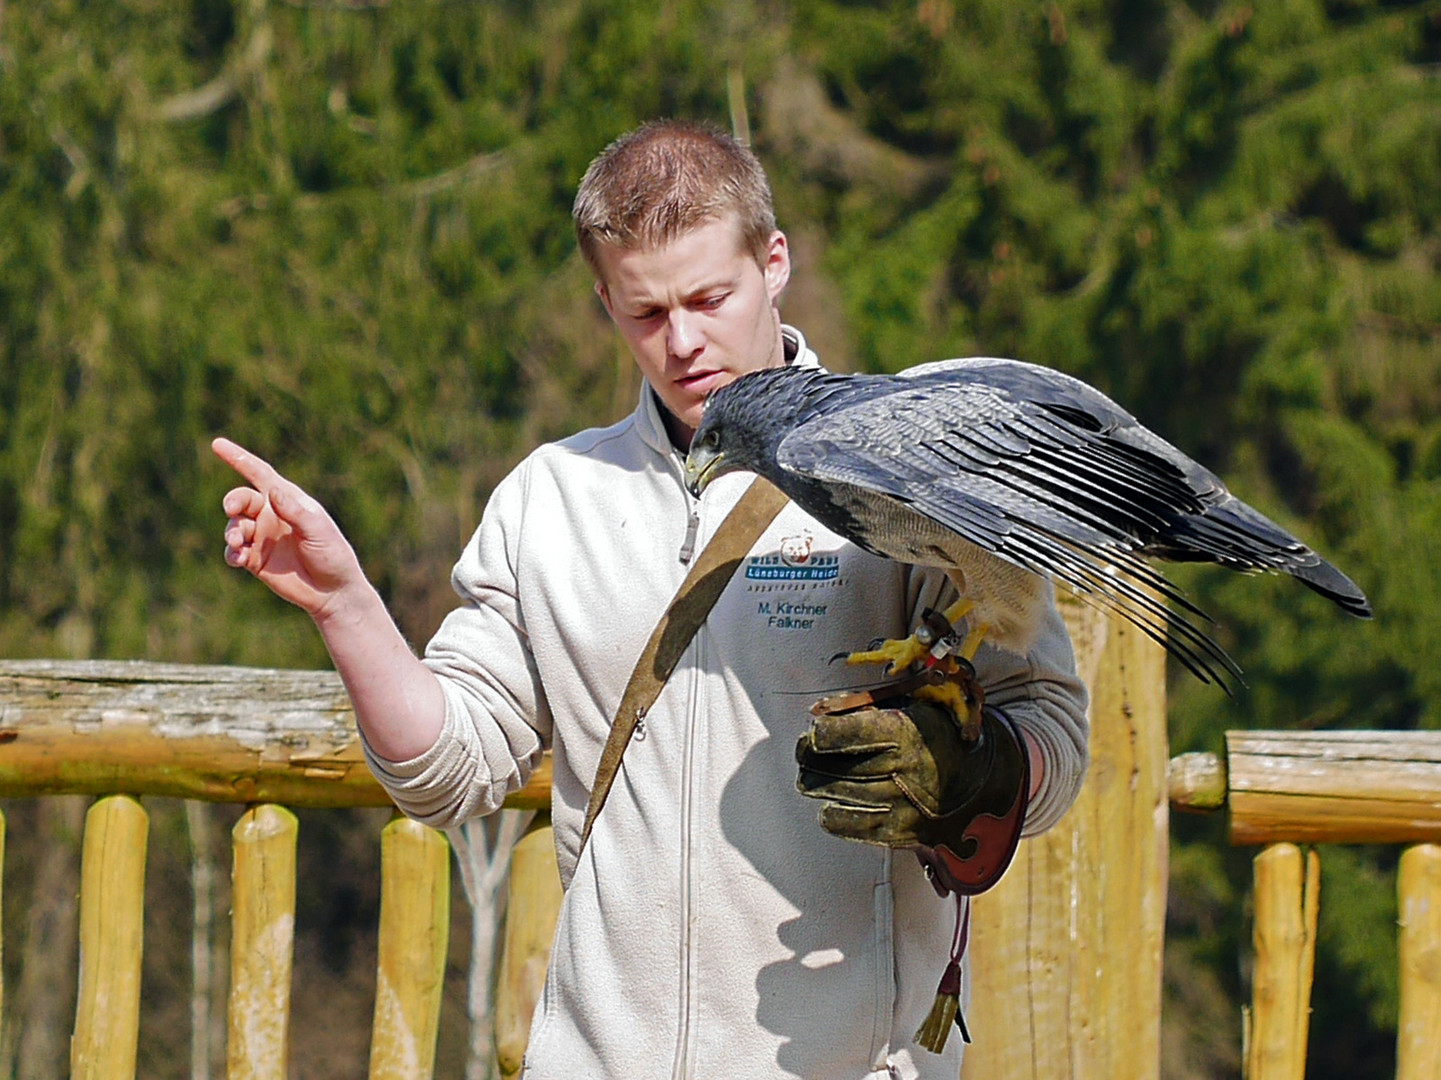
[227,804,298,1080]
[962,596,1169,1080]
[1245,843,1319,1080]
[368,817,449,1080]
[1397,843,1441,1080]
[495,814,564,1080]
[72,794,149,1080]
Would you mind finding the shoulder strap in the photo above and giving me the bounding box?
[579,476,789,851]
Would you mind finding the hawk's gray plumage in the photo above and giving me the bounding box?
[684,358,1371,687]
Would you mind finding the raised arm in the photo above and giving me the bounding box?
[212,437,444,760]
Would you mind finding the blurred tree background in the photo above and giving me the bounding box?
[1,0,1438,1076]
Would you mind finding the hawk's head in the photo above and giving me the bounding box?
[684,366,819,496]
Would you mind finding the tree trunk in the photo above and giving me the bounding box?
[15,795,84,1080]
[450,809,535,1080]
[187,800,217,1080]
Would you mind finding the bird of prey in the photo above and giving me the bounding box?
[683,358,1371,715]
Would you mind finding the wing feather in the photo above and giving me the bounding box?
[774,371,1246,686]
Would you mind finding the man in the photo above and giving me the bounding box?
[217,120,1088,1079]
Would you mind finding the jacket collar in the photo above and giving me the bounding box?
[633,324,819,457]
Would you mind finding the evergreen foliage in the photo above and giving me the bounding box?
[2,1,1439,1075]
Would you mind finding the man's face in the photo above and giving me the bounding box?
[595,215,791,448]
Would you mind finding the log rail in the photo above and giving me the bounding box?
[3,660,1441,1078]
[1170,731,1441,1080]
[0,659,545,1079]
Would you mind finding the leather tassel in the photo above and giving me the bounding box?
[914,956,970,1053]
[916,893,971,1054]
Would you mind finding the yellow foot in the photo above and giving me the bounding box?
[914,676,984,742]
[845,601,981,675]
[917,655,985,740]
[844,634,931,675]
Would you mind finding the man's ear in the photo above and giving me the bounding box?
[595,279,615,320]
[763,231,791,301]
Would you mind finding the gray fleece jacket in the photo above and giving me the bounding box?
[362,328,1089,1079]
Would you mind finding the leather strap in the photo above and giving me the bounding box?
[579,476,790,851]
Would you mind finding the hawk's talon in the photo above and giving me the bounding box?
[844,634,931,675]
[846,601,984,679]
[831,638,892,665]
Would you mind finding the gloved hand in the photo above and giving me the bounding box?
[795,698,1029,897]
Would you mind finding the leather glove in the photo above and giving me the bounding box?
[795,699,1029,897]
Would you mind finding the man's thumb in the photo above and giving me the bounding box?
[268,485,301,526]
[268,483,327,537]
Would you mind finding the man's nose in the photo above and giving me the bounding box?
[667,310,704,359]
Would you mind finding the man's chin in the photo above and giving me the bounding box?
[664,391,721,432]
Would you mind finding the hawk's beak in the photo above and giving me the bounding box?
[684,447,726,497]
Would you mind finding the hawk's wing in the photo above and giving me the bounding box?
[774,365,1241,684]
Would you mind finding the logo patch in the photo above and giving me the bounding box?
[780,533,814,564]
[745,532,839,581]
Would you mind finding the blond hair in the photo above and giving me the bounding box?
[573,119,777,274]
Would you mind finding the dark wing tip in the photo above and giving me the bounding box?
[1287,556,1373,619]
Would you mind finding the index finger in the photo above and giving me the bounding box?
[211,437,284,492]
[804,708,910,755]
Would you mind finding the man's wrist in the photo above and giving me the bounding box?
[1022,728,1045,803]
[312,577,387,632]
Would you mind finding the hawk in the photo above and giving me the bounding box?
[684,358,1370,713]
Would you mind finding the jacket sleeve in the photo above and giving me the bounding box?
[907,568,1090,837]
[359,463,550,829]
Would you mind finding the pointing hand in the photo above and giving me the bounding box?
[212,437,366,618]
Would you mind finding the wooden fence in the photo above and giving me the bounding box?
[0,658,545,1079]
[2,641,1440,1078]
[1169,730,1441,1080]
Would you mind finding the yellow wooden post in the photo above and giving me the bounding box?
[1245,843,1319,1080]
[72,794,149,1080]
[495,814,564,1080]
[1397,843,1441,1080]
[368,816,449,1080]
[963,598,1169,1080]
[227,804,298,1080]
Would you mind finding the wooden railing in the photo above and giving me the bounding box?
[1169,731,1441,1080]
[0,659,546,1079]
[3,646,1441,1079]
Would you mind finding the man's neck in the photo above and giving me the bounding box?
[664,410,696,453]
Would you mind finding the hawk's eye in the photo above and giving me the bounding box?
[701,428,721,449]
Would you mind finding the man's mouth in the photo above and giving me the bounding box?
[677,369,725,394]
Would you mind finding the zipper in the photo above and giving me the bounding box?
[670,541,707,1078]
[672,446,701,564]
[670,652,703,1079]
[678,508,700,564]
[667,446,704,1077]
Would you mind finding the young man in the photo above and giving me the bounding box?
[216,120,1088,1079]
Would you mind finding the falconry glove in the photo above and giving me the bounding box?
[796,692,1029,1054]
[795,697,1029,898]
